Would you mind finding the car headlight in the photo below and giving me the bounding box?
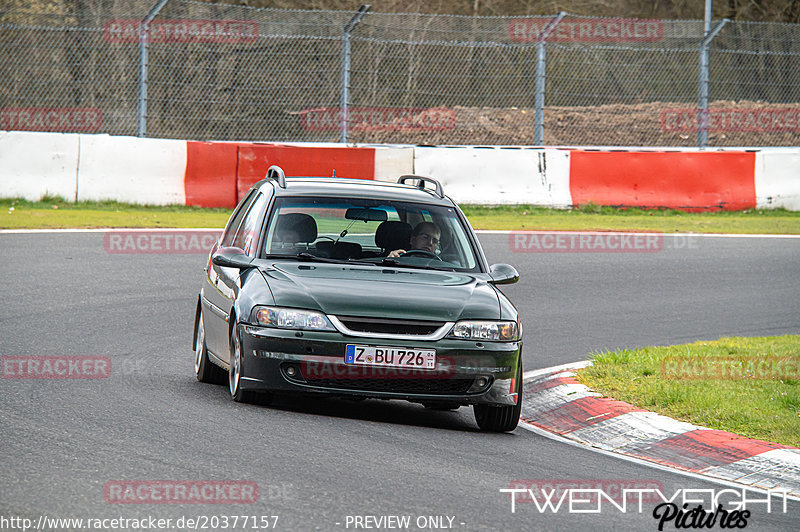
[449,320,520,341]
[252,306,335,331]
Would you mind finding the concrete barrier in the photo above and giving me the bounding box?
[0,131,79,201]
[77,135,187,205]
[1,131,798,211]
[185,141,238,208]
[374,146,414,182]
[413,146,572,206]
[755,149,800,210]
[234,144,376,204]
[569,149,756,211]
[183,141,398,208]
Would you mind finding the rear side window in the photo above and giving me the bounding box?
[221,190,257,247]
[233,192,269,256]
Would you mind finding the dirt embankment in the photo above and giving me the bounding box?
[345,101,800,146]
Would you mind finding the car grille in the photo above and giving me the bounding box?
[302,376,476,395]
[336,316,445,336]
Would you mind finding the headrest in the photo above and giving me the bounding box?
[275,213,317,243]
[316,241,362,260]
[374,221,412,251]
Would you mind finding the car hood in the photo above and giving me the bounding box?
[259,262,500,321]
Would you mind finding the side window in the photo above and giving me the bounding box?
[233,192,269,256]
[221,190,258,247]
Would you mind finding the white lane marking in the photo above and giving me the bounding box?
[517,421,800,502]
[477,230,800,238]
[0,227,223,234]
[1,228,797,238]
[524,360,591,380]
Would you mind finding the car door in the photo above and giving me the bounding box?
[203,190,259,360]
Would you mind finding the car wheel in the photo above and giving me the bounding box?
[473,355,522,432]
[229,326,257,403]
[195,309,224,384]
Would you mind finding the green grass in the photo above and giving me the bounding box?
[461,204,800,234]
[1,196,231,229]
[577,336,800,447]
[1,197,800,233]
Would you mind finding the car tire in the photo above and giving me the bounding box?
[229,325,257,404]
[473,355,522,432]
[195,309,224,384]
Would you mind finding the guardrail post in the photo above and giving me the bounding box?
[697,17,729,148]
[534,12,566,146]
[340,5,370,143]
[137,0,170,137]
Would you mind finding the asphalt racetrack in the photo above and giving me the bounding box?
[1,231,799,531]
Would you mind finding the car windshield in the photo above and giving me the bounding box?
[261,196,480,272]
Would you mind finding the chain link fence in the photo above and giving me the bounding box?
[1,0,799,146]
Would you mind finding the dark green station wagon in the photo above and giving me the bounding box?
[193,166,523,431]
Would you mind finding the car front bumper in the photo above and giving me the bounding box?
[237,324,522,406]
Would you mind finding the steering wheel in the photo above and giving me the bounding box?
[400,250,443,261]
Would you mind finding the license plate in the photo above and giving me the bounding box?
[345,344,436,370]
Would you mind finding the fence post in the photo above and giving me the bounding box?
[534,12,566,146]
[340,5,370,144]
[697,18,729,148]
[137,0,170,137]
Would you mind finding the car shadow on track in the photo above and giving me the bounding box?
[188,376,491,433]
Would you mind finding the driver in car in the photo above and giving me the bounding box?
[389,221,441,258]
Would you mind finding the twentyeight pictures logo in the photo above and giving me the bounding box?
[500,483,790,530]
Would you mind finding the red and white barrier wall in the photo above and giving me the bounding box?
[1,130,798,210]
[414,146,799,211]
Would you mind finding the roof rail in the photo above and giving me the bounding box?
[397,175,443,198]
[266,165,286,189]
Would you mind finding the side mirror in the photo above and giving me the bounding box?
[211,247,253,269]
[488,263,519,285]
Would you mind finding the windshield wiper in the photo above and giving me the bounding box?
[264,253,374,266]
[265,254,454,271]
[263,253,340,264]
